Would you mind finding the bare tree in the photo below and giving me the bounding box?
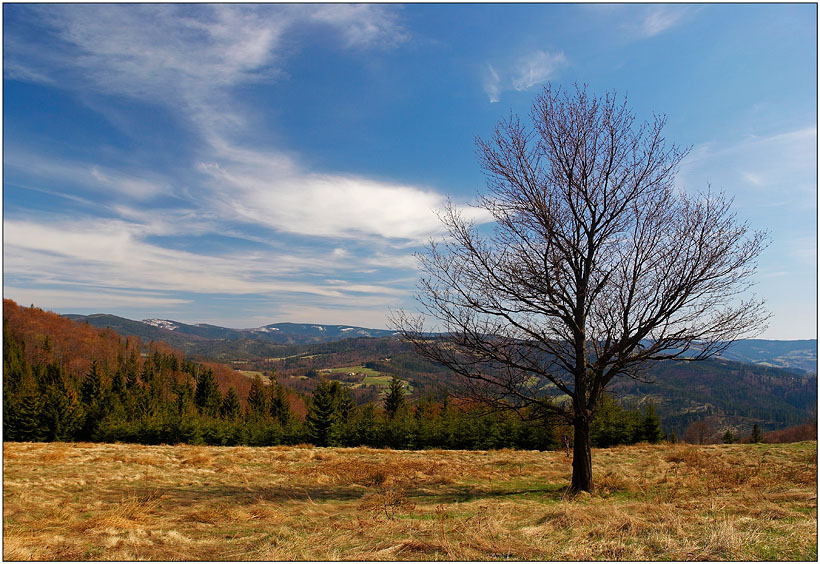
[683,418,719,445]
[391,84,768,493]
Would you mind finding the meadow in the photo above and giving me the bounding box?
[3,441,816,560]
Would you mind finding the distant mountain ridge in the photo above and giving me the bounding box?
[64,313,397,346]
[63,312,816,373]
[717,339,817,373]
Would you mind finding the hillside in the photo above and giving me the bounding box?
[4,300,311,424]
[12,301,818,442]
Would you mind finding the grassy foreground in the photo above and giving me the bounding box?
[3,441,816,560]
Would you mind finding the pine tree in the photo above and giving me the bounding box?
[111,368,126,400]
[331,381,355,423]
[222,387,241,421]
[7,369,44,442]
[194,369,222,418]
[269,381,292,426]
[125,348,140,390]
[640,402,665,444]
[80,361,106,440]
[81,361,103,406]
[722,429,737,444]
[751,423,762,443]
[590,394,632,447]
[174,377,196,416]
[306,379,337,447]
[40,362,84,441]
[246,375,269,419]
[328,381,356,446]
[383,376,406,419]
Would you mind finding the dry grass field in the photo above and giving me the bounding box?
[3,440,816,560]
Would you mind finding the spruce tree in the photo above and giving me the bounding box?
[194,369,222,418]
[80,361,107,440]
[751,424,762,443]
[640,402,665,444]
[81,361,103,406]
[174,377,196,416]
[246,375,269,419]
[111,369,126,400]
[383,376,406,419]
[306,379,337,447]
[330,381,355,423]
[125,348,140,390]
[7,370,44,442]
[269,381,292,426]
[40,363,84,441]
[590,394,631,447]
[328,381,356,446]
[222,387,241,420]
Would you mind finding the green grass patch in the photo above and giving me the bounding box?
[361,375,392,386]
[321,365,383,377]
[238,370,266,380]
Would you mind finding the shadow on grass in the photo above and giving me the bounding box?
[128,480,568,509]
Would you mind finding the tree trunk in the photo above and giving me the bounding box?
[570,415,593,493]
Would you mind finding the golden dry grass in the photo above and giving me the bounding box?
[3,441,816,560]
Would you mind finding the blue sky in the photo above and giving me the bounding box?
[3,4,816,339]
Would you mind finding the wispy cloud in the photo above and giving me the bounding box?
[678,126,817,203]
[638,6,689,37]
[483,64,501,103]
[512,50,568,92]
[483,50,568,103]
[617,5,694,39]
[308,4,408,48]
[3,286,192,310]
[3,217,411,299]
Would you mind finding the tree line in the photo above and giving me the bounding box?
[4,321,666,450]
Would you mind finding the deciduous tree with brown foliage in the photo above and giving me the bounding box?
[393,84,768,493]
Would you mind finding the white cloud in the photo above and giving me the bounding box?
[638,6,689,37]
[308,4,408,48]
[741,171,765,187]
[588,4,694,41]
[198,156,477,242]
[25,5,285,100]
[483,50,568,102]
[484,64,501,103]
[677,127,817,203]
[4,286,191,310]
[512,51,568,92]
[3,218,408,298]
[5,151,173,202]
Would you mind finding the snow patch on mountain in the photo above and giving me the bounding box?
[142,319,179,331]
